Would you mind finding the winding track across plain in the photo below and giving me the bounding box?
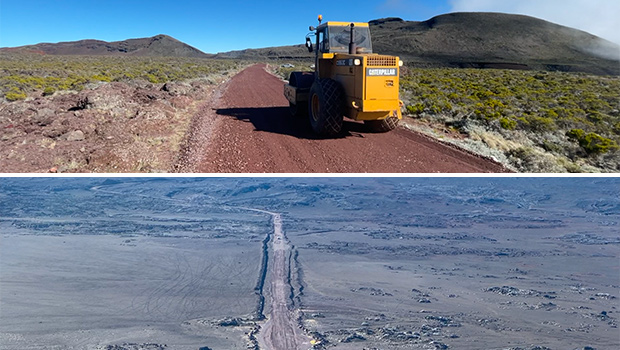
[196,64,508,173]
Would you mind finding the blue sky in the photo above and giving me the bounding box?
[1,0,618,53]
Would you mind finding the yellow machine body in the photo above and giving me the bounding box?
[284,21,402,122]
[317,52,402,121]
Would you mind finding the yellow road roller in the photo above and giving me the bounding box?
[284,15,403,136]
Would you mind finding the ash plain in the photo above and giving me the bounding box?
[1,177,618,350]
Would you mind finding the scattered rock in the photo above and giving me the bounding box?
[341,333,366,342]
[430,340,449,349]
[217,317,241,327]
[527,302,557,311]
[161,82,192,96]
[485,285,551,297]
[70,97,92,111]
[593,293,616,300]
[64,130,85,141]
[425,315,461,327]
[34,108,55,126]
[351,286,393,296]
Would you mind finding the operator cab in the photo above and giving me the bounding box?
[316,22,373,54]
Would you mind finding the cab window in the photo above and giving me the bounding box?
[326,25,373,54]
[318,30,329,53]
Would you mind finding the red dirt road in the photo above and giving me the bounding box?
[195,64,508,173]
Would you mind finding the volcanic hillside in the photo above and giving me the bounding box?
[2,12,618,74]
[2,34,211,58]
[216,12,620,75]
[371,13,619,74]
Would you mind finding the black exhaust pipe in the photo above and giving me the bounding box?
[348,23,356,55]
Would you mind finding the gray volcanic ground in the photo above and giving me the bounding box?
[0,178,618,350]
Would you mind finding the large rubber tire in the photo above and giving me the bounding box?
[308,79,344,137]
[290,102,307,118]
[364,117,400,133]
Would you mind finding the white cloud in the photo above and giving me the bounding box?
[449,0,620,46]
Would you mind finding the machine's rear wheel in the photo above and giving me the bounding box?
[364,117,400,133]
[290,102,307,118]
[308,79,344,137]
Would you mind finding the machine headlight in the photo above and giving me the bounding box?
[399,60,404,67]
[354,59,361,66]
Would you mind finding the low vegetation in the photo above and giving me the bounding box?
[400,68,620,172]
[2,52,618,173]
[0,53,246,173]
[0,53,243,99]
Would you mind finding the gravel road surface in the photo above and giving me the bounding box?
[181,64,508,173]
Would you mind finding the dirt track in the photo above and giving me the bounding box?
[255,212,309,350]
[184,64,508,173]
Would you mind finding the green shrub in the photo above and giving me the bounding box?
[406,103,425,115]
[499,117,517,130]
[92,74,111,82]
[586,111,607,124]
[43,86,55,96]
[580,133,618,154]
[146,73,163,84]
[567,129,618,155]
[542,108,559,119]
[5,87,26,101]
[525,115,555,132]
[566,128,586,141]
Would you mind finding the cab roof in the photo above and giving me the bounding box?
[317,21,369,30]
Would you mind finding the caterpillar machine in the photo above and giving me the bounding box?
[284,15,404,136]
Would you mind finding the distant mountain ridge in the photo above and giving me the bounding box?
[215,12,620,75]
[2,13,618,75]
[1,34,211,58]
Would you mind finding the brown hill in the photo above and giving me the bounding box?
[370,13,619,75]
[216,12,620,75]
[1,34,211,58]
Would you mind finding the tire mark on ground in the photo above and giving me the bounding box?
[90,186,309,348]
